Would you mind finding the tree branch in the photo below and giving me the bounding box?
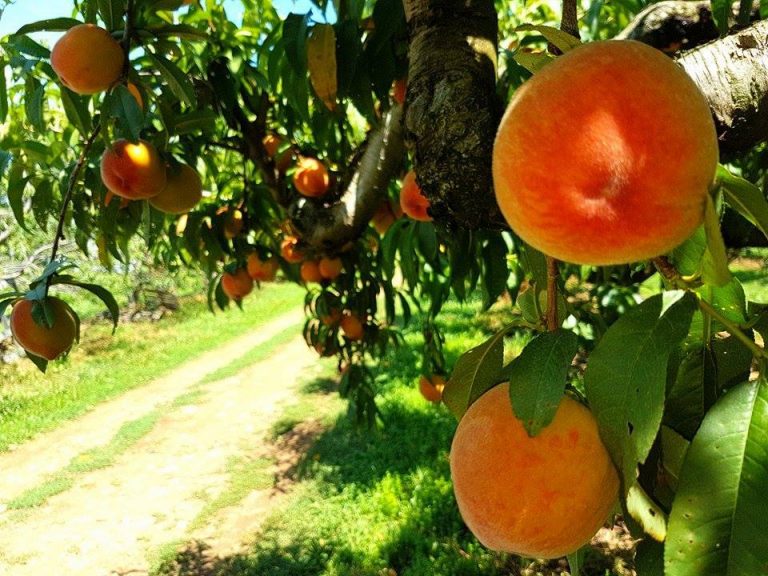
[403,0,506,230]
[289,105,406,251]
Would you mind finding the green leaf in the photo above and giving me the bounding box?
[719,165,768,241]
[5,34,50,59]
[169,109,218,135]
[443,327,512,420]
[25,351,49,373]
[0,59,8,123]
[506,329,578,436]
[665,343,716,440]
[24,76,45,132]
[626,481,667,541]
[283,13,309,75]
[702,194,731,287]
[515,24,582,53]
[709,0,731,34]
[15,18,82,34]
[665,380,768,575]
[481,234,509,309]
[109,85,144,140]
[7,161,28,230]
[97,0,124,30]
[146,51,195,107]
[513,50,554,74]
[634,538,665,576]
[584,291,697,489]
[60,88,93,135]
[50,278,119,332]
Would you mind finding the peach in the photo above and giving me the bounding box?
[149,163,202,214]
[372,199,403,235]
[300,260,323,284]
[399,170,431,222]
[293,157,330,198]
[318,257,343,280]
[280,236,304,264]
[492,40,718,265]
[10,297,77,361]
[419,374,446,403]
[101,139,167,200]
[247,253,279,282]
[51,24,124,95]
[221,268,253,301]
[450,384,619,558]
[340,313,364,341]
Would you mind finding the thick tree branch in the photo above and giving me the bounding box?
[616,1,719,51]
[403,0,506,230]
[288,105,406,251]
[676,20,768,159]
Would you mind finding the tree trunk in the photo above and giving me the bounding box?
[403,0,506,230]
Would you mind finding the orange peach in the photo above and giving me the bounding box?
[101,139,167,200]
[221,268,253,301]
[10,297,77,361]
[280,236,304,264]
[149,163,202,214]
[340,313,364,341]
[450,384,619,558]
[247,253,279,282]
[51,24,124,95]
[318,257,343,280]
[300,260,323,284]
[293,157,330,198]
[399,170,431,222]
[419,374,445,403]
[492,40,718,265]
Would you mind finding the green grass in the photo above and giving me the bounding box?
[0,282,304,452]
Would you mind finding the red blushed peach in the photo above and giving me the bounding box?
[10,297,77,361]
[51,24,124,95]
[101,139,167,200]
[293,157,330,198]
[492,40,718,266]
[400,170,432,222]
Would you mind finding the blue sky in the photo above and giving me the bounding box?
[0,0,319,37]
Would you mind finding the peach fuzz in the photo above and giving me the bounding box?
[51,24,124,95]
[399,170,432,222]
[10,297,77,361]
[149,163,202,214]
[492,40,718,266]
[450,384,619,558]
[101,139,167,200]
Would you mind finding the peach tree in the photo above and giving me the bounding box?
[0,0,767,573]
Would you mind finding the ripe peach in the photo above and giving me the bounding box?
[340,313,364,341]
[126,82,143,110]
[220,208,244,239]
[280,236,304,264]
[247,253,279,282]
[492,40,718,265]
[149,163,202,214]
[372,199,403,235]
[450,384,619,558]
[399,170,431,222]
[318,257,343,280]
[51,24,124,95]
[392,77,407,105]
[300,260,323,284]
[10,297,77,361]
[221,268,253,301]
[419,374,445,403]
[101,139,167,200]
[293,157,330,198]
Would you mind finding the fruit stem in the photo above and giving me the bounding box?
[698,297,767,360]
[121,0,135,68]
[48,123,103,283]
[546,255,559,332]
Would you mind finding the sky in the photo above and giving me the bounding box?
[0,0,319,38]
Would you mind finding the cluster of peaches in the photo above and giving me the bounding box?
[451,39,720,562]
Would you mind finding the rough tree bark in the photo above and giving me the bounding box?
[402,0,506,230]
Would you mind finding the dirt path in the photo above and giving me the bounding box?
[0,309,325,576]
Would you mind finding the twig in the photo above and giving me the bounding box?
[652,255,680,283]
[48,123,103,273]
[560,0,580,39]
[699,298,767,360]
[546,255,559,331]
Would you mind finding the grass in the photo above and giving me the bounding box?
[0,282,304,452]
[155,299,624,576]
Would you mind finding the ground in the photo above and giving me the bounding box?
[0,309,328,576]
